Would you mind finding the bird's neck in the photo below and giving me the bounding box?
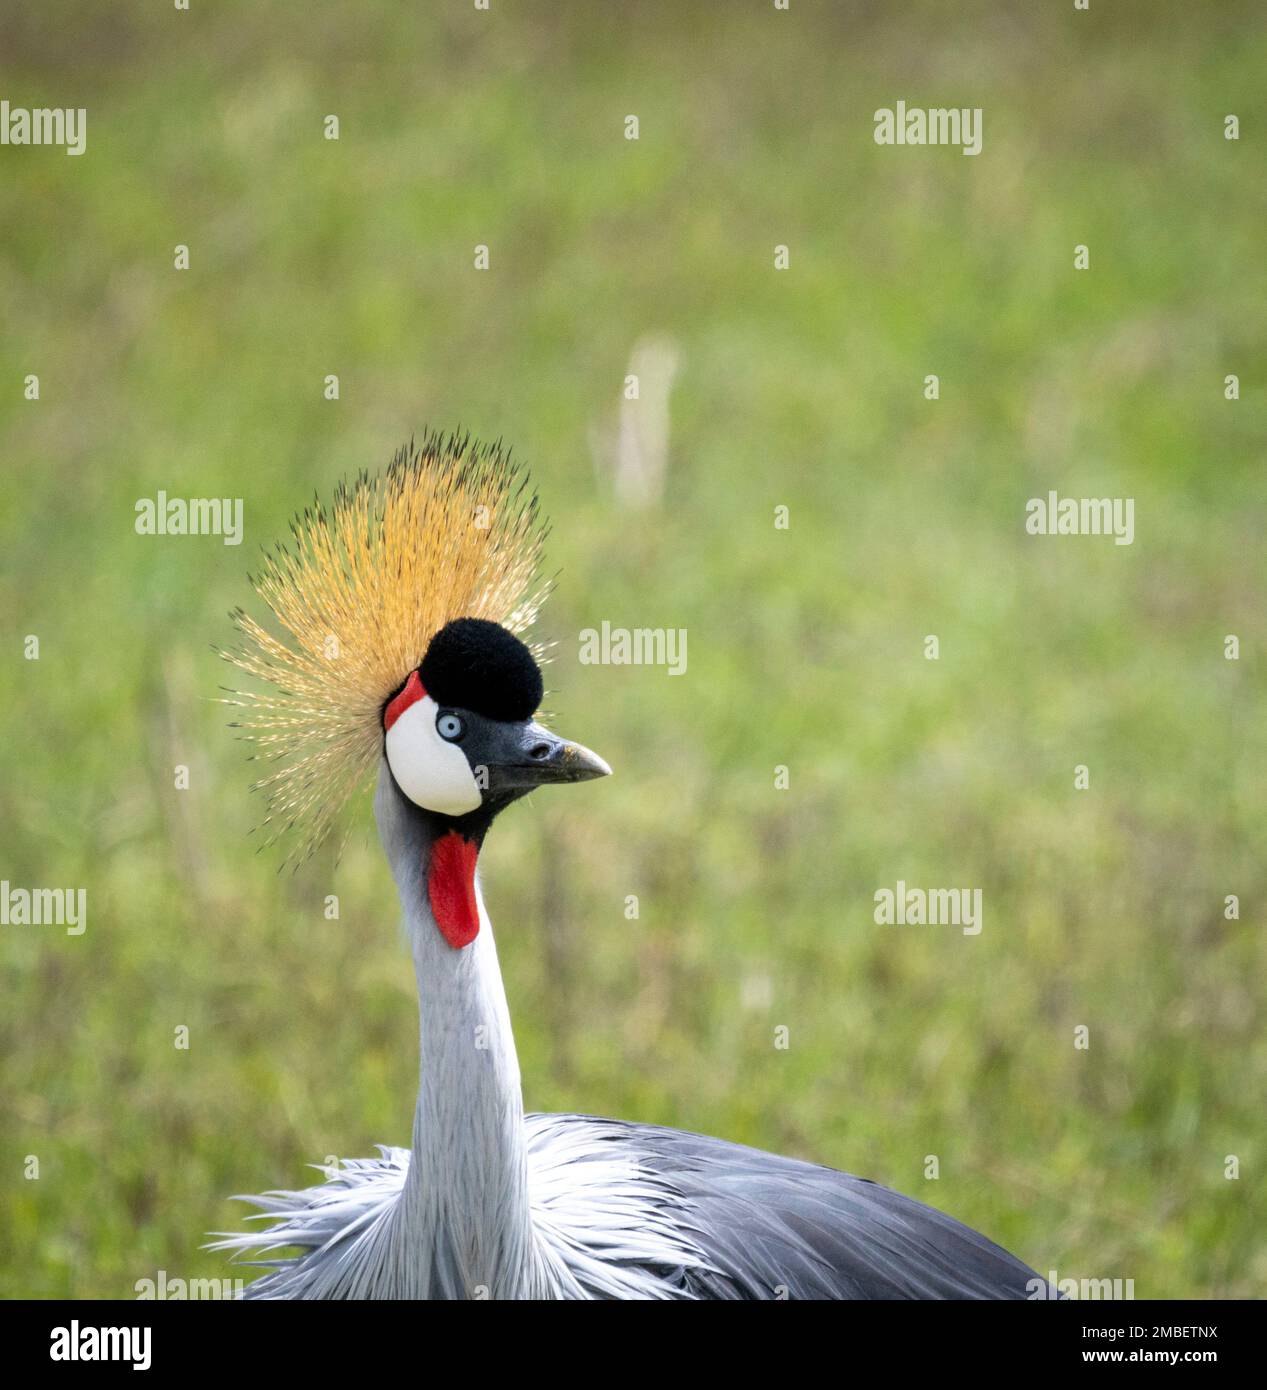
[373,764,541,1298]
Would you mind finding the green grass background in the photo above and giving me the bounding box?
[2,1,1264,1299]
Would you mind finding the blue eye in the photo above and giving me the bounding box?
[436,712,465,742]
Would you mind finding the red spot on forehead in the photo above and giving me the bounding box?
[383,670,426,731]
[428,831,481,949]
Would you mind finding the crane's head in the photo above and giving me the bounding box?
[382,616,609,817]
[219,431,608,867]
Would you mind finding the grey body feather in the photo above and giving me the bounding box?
[213,1114,1046,1299]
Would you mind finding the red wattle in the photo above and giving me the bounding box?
[384,670,426,731]
[427,831,481,949]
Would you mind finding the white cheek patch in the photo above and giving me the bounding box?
[385,694,482,816]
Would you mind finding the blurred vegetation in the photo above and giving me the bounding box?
[1,1,1265,1299]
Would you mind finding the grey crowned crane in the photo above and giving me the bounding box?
[213,432,1052,1299]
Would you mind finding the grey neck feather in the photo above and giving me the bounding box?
[373,762,545,1298]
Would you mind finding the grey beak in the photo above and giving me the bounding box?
[480,721,612,794]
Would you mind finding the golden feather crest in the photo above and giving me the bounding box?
[219,431,549,858]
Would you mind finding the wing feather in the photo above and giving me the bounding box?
[546,1116,1052,1300]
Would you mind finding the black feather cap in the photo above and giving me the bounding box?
[419,617,543,722]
